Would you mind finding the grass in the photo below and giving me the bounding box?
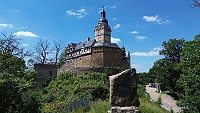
[69,98,170,113]
[70,100,110,113]
[139,99,170,113]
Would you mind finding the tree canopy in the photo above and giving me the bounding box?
[176,34,200,112]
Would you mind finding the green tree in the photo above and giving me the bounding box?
[0,72,40,113]
[137,72,152,85]
[0,33,41,112]
[0,50,25,76]
[149,38,185,92]
[176,34,200,112]
[58,47,67,65]
[149,58,180,92]
[159,38,185,63]
[26,58,35,70]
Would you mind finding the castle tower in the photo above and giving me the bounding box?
[94,7,111,43]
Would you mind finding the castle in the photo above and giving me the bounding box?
[64,8,130,70]
[34,8,131,82]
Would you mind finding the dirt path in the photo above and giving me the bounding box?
[146,86,181,113]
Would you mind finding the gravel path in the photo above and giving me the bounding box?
[146,86,181,113]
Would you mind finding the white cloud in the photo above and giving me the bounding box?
[131,64,142,68]
[113,18,116,20]
[66,8,88,18]
[131,47,162,56]
[0,24,14,28]
[111,37,121,43]
[130,31,139,34]
[143,15,159,22]
[22,44,28,46]
[135,36,147,40]
[14,31,39,37]
[113,24,121,29]
[10,9,18,12]
[111,4,117,9]
[143,15,170,24]
[66,10,76,16]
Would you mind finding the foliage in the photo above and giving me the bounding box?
[137,85,169,113]
[155,95,162,106]
[137,72,153,85]
[0,50,26,75]
[149,58,180,92]
[137,85,150,100]
[176,34,200,112]
[0,72,39,113]
[0,32,31,57]
[139,99,170,113]
[159,38,185,63]
[149,38,184,93]
[0,33,41,112]
[26,58,35,70]
[71,100,110,113]
[40,71,110,112]
[58,47,67,65]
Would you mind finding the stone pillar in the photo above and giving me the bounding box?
[108,68,140,113]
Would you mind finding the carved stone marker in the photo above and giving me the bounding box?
[108,68,139,113]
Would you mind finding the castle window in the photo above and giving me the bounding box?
[50,71,52,76]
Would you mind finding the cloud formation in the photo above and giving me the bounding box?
[135,36,147,40]
[111,4,117,9]
[111,37,121,43]
[113,24,121,29]
[130,31,139,34]
[132,64,142,68]
[131,47,162,56]
[14,31,39,37]
[0,24,14,28]
[66,8,88,18]
[143,15,170,24]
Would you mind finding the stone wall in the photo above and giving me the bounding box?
[58,66,122,76]
[103,47,122,68]
[91,47,103,67]
[64,46,129,70]
[34,64,61,83]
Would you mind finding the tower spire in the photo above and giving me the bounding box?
[101,5,106,18]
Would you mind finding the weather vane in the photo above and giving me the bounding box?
[102,5,104,10]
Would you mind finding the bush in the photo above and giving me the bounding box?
[90,85,109,100]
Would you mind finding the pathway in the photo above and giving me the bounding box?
[146,86,181,113]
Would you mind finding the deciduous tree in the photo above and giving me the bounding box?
[176,34,200,112]
[34,39,51,64]
[53,40,62,65]
[159,38,185,63]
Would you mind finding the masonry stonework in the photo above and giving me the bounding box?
[34,64,61,83]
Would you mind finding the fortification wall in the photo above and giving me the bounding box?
[57,66,122,76]
[34,64,61,83]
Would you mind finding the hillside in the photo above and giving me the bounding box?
[36,71,170,113]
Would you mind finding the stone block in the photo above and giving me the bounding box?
[109,68,140,107]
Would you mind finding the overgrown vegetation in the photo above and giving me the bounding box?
[40,71,110,112]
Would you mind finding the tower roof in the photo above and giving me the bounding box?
[98,7,108,25]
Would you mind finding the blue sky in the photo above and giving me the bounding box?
[0,0,200,72]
